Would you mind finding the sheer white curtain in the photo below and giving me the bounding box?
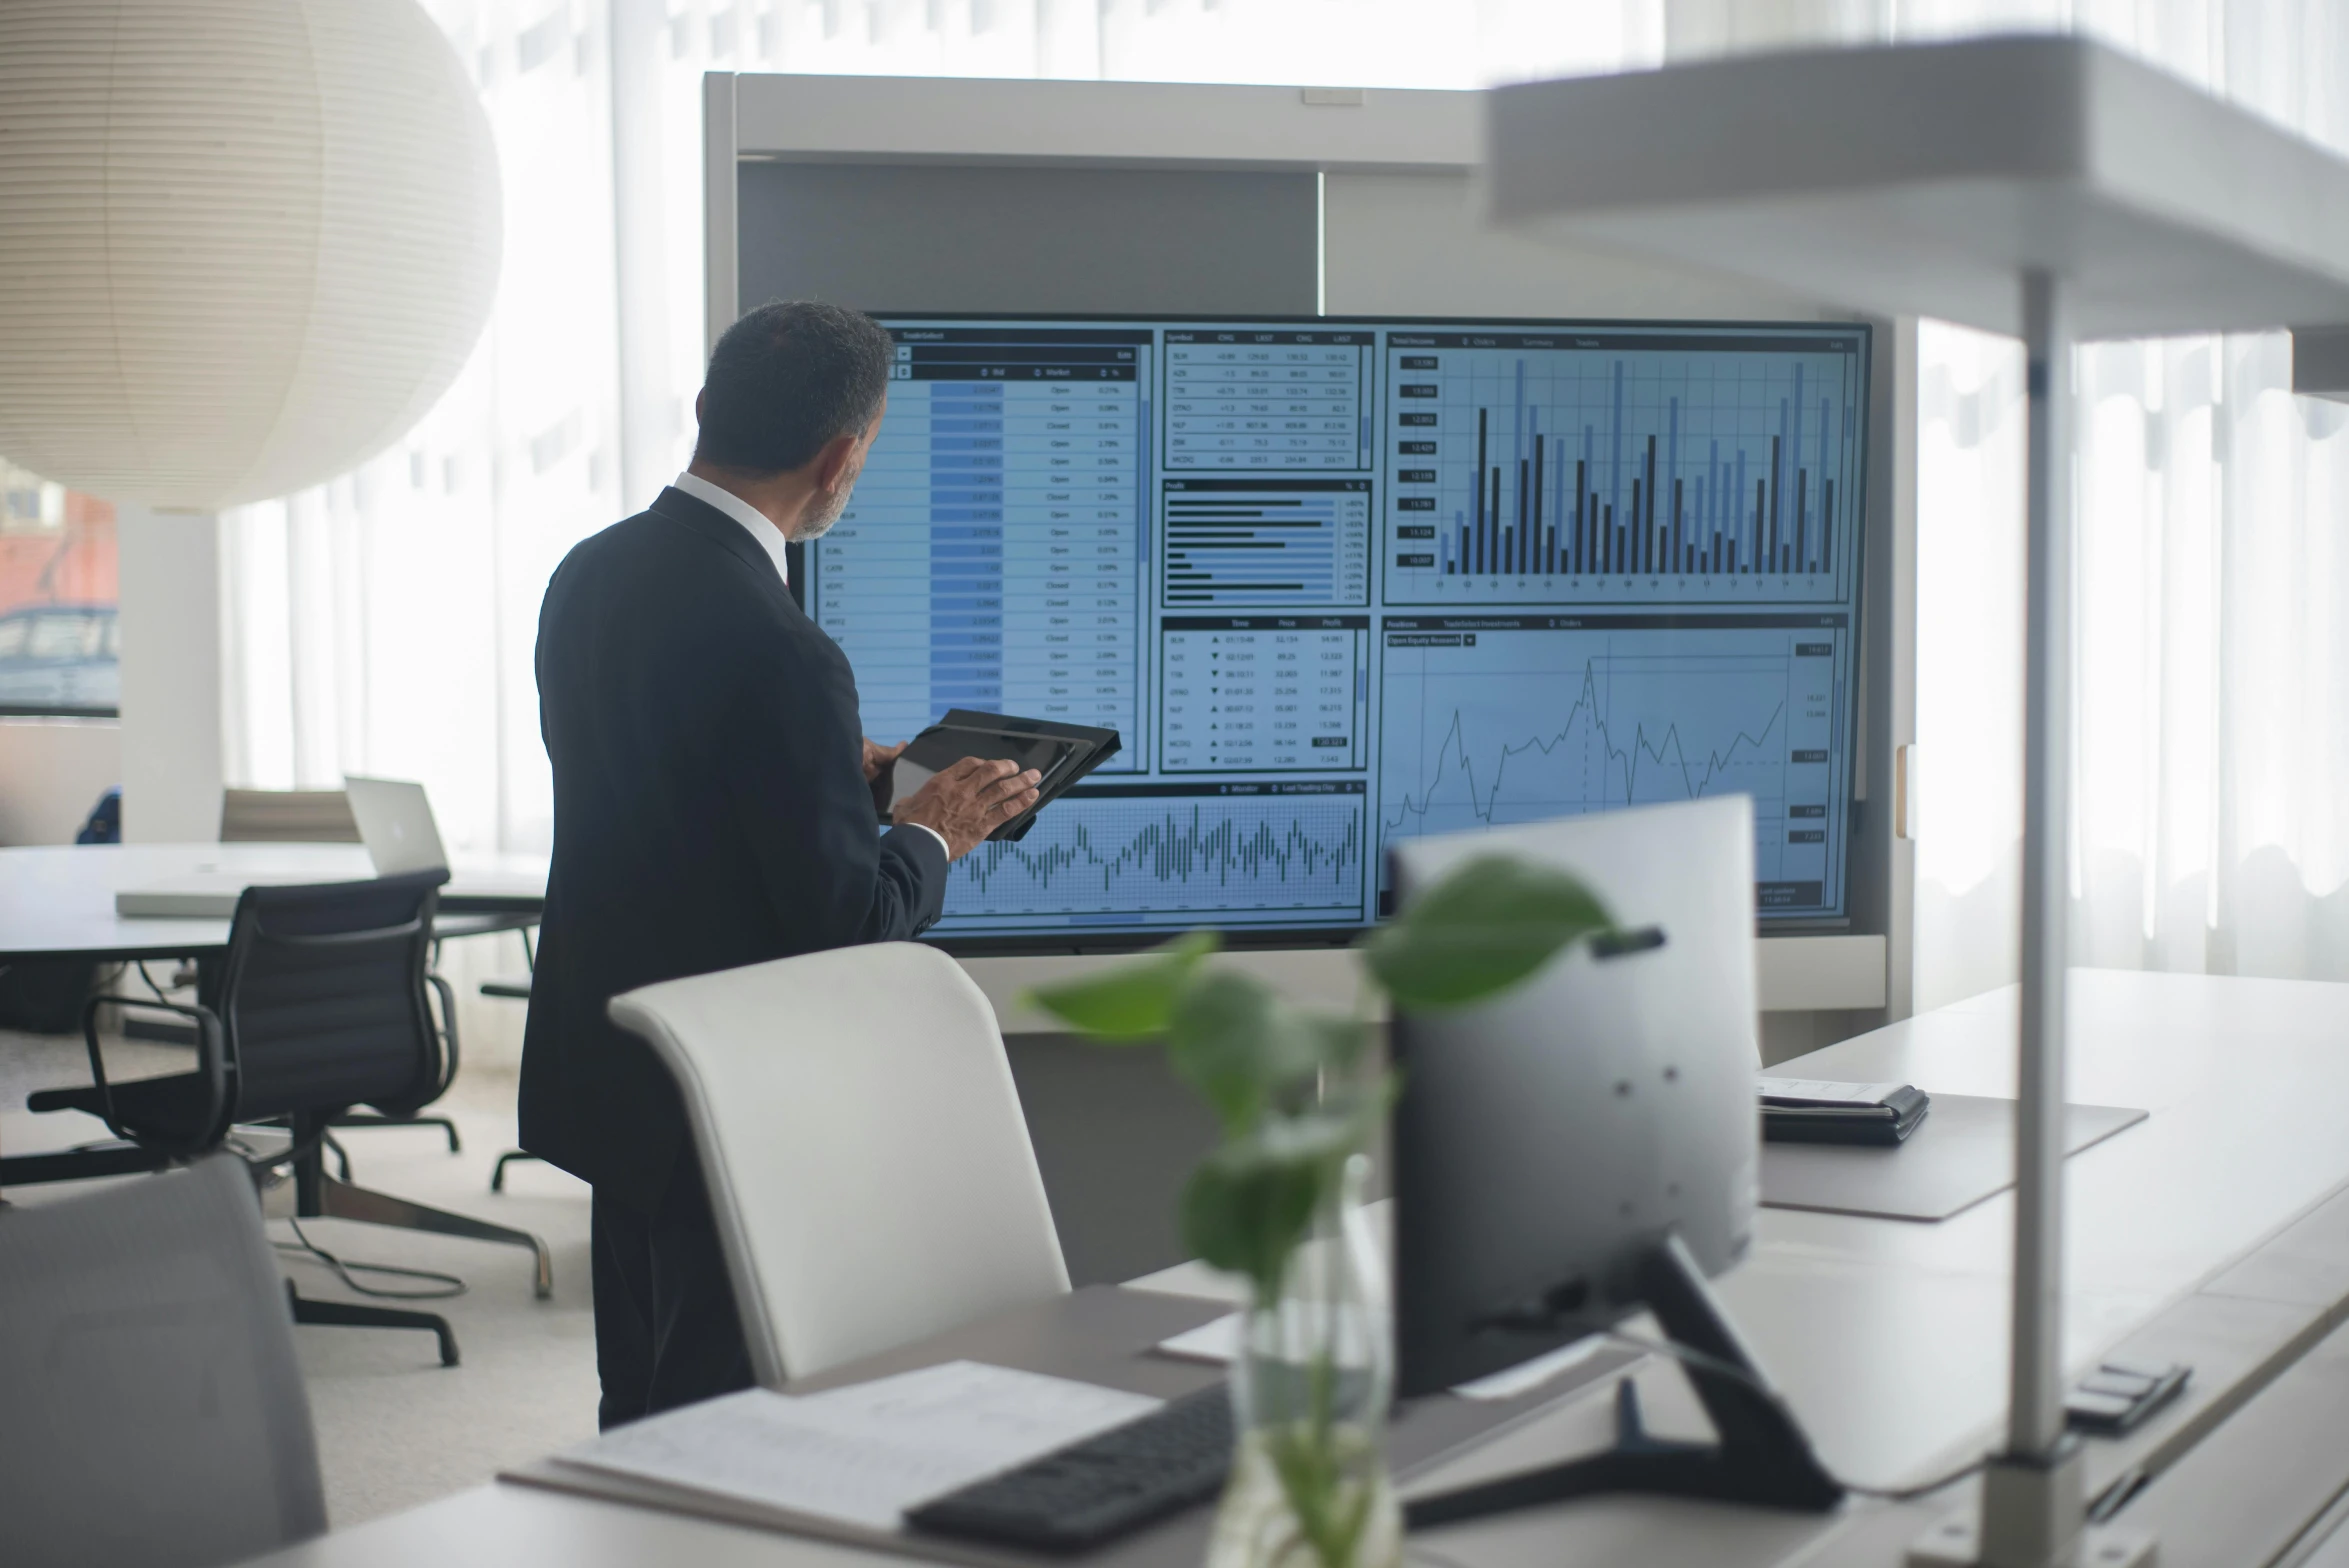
[222,0,624,857]
[219,0,1649,859]
[1904,2,2349,1004]
[220,0,2349,1003]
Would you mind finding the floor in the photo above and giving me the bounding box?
[1,1028,601,1529]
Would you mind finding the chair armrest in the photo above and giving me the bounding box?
[424,970,461,1097]
[80,994,229,1155]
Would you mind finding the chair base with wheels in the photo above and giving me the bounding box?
[490,1150,543,1191]
[290,1110,552,1298]
[285,1279,459,1367]
[27,1095,553,1303]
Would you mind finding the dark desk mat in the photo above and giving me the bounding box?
[505,1283,1636,1568]
[1760,1094,2147,1222]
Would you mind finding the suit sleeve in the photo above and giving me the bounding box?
[717,626,950,948]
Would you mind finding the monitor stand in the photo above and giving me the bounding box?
[1404,1235,1844,1525]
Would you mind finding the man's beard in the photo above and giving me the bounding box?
[792,479,854,543]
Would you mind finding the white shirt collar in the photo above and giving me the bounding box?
[672,470,790,586]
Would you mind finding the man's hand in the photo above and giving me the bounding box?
[893,757,1042,859]
[862,738,907,815]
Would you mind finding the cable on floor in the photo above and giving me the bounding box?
[274,1214,466,1301]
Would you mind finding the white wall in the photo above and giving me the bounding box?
[116,505,225,843]
[1322,171,1827,321]
[0,718,120,845]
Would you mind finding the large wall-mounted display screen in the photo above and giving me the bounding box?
[806,316,1870,947]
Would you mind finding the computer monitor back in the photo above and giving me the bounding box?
[1386,794,1760,1395]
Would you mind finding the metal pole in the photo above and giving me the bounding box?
[2009,268,2072,1462]
[1965,269,2085,1568]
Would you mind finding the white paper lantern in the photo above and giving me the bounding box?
[0,0,501,510]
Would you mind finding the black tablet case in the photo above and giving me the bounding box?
[889,710,1122,842]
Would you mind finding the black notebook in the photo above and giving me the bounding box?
[887,710,1121,843]
[1759,1077,1932,1147]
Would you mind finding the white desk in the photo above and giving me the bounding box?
[0,843,549,962]
[236,971,2349,1567]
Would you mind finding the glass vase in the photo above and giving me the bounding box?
[1207,1154,1402,1568]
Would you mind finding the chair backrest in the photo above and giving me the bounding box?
[213,871,448,1125]
[609,942,1071,1385]
[218,788,362,844]
[0,1154,327,1568]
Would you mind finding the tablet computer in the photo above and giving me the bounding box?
[886,710,1122,842]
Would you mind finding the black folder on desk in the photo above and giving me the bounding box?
[1761,1081,1932,1147]
[887,710,1120,843]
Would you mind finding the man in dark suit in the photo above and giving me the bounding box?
[524,300,1040,1428]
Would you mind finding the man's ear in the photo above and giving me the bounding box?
[813,431,863,494]
[694,388,707,424]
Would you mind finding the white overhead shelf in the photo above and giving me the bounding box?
[1483,34,2349,339]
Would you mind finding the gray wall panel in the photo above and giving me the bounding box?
[735,163,1317,318]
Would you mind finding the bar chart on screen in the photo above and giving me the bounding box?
[1375,614,1851,914]
[1160,479,1371,607]
[1383,329,1865,608]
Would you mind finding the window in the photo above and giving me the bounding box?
[0,460,118,716]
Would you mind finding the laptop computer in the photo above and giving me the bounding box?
[115,776,450,918]
[343,775,450,877]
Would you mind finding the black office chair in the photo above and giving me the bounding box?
[214,785,534,1164]
[29,872,552,1365]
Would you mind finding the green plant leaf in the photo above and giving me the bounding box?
[1023,929,1220,1039]
[1177,1096,1384,1298]
[1180,1147,1322,1300]
[1363,854,1614,1011]
[1164,970,1283,1132]
[1165,973,1371,1137]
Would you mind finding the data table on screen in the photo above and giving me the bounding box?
[1160,616,1369,773]
[932,782,1370,931]
[1376,614,1849,914]
[1161,479,1371,607]
[1163,331,1371,470]
[811,327,1149,752]
[1384,330,1866,608]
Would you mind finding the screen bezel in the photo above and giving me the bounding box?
[815,312,1873,956]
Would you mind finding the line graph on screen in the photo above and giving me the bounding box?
[937,788,1367,926]
[1376,620,1844,891]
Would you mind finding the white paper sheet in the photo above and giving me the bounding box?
[1758,1075,1906,1107]
[553,1361,1162,1531]
[1155,1313,1608,1403]
[1153,1302,1377,1368]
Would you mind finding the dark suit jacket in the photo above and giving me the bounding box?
[521,486,949,1210]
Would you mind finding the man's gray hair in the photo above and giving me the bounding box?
[695,300,894,474]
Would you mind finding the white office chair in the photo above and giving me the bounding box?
[608,941,1070,1385]
[0,1154,328,1567]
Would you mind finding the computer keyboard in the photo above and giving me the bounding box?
[906,1383,1233,1552]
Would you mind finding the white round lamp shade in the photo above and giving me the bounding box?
[0,0,501,511]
